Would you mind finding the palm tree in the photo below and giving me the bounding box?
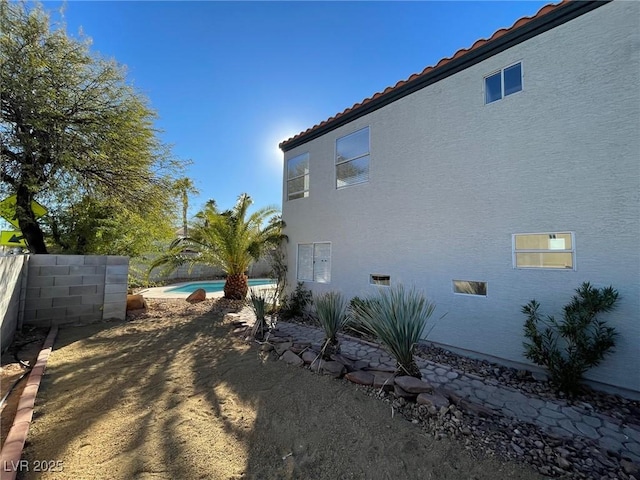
[172,177,199,237]
[150,193,283,299]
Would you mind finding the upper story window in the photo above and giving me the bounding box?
[512,232,575,270]
[336,127,369,188]
[287,152,309,200]
[485,62,522,104]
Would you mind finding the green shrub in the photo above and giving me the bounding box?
[522,282,619,396]
[345,296,376,339]
[279,282,313,321]
[351,285,437,378]
[314,291,349,359]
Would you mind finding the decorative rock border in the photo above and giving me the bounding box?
[0,326,58,480]
[228,308,640,479]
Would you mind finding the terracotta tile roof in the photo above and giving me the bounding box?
[280,0,572,150]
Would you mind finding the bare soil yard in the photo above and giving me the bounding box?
[18,299,542,479]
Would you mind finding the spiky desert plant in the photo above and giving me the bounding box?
[315,291,349,359]
[522,282,619,396]
[352,285,437,378]
[249,289,268,341]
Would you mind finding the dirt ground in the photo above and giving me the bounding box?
[17,299,543,480]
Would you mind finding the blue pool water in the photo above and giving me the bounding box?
[166,279,275,294]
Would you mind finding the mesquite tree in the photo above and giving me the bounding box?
[0,1,180,253]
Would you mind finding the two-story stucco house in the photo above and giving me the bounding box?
[279,0,640,397]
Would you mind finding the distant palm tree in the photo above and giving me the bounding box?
[150,193,283,299]
[172,177,199,237]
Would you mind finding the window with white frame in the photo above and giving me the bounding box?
[485,62,522,104]
[297,242,331,283]
[287,153,309,200]
[512,232,575,269]
[336,127,369,188]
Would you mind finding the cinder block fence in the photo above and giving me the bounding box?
[0,255,129,351]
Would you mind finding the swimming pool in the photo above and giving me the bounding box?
[165,279,275,294]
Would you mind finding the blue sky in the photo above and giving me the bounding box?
[41,0,550,217]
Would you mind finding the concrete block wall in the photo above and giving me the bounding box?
[0,255,26,352]
[23,255,128,327]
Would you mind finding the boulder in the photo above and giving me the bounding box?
[186,288,206,303]
[126,294,146,311]
[281,350,304,367]
[395,376,434,394]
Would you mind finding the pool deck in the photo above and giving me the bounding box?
[137,281,276,299]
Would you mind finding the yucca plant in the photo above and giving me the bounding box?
[351,285,437,378]
[249,289,269,341]
[315,291,349,359]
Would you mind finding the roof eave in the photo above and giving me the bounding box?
[280,0,608,152]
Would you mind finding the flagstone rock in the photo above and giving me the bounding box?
[281,350,304,367]
[345,370,374,386]
[395,376,434,394]
[352,360,370,371]
[260,343,274,352]
[330,353,355,370]
[270,336,294,343]
[290,342,311,354]
[321,361,346,378]
[459,398,496,418]
[417,392,450,409]
[274,342,293,356]
[371,371,395,391]
[394,384,417,399]
[186,288,206,303]
[302,350,319,365]
[365,364,396,373]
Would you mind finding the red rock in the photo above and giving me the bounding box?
[394,385,417,399]
[290,342,311,354]
[321,361,346,378]
[126,294,146,311]
[395,376,434,394]
[281,350,304,367]
[330,353,354,370]
[459,399,495,417]
[186,288,206,303]
[345,370,374,386]
[274,342,293,356]
[417,392,450,409]
[302,350,319,365]
[371,371,395,391]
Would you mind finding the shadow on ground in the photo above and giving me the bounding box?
[19,299,543,480]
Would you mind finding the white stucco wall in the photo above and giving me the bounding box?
[281,1,640,394]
